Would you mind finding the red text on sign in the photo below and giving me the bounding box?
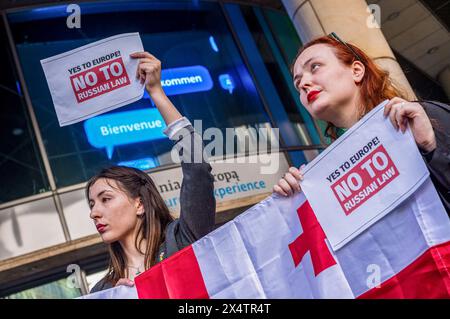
[331,144,399,215]
[70,57,130,103]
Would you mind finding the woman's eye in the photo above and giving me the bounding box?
[294,79,303,92]
[311,63,320,71]
[102,197,110,203]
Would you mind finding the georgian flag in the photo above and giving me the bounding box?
[82,177,450,299]
[82,102,450,299]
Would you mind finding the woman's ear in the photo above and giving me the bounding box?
[351,61,365,84]
[135,197,145,216]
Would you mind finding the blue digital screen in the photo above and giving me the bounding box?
[84,108,167,159]
[118,157,158,170]
[219,74,235,94]
[160,65,213,96]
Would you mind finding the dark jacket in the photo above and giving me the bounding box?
[90,121,215,293]
[418,100,450,215]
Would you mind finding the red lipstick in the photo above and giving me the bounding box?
[307,90,321,103]
[96,224,107,233]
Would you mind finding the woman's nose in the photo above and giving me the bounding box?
[89,205,101,220]
[300,74,313,92]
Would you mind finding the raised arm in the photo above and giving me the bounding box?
[168,123,216,241]
[131,52,216,245]
[130,52,182,126]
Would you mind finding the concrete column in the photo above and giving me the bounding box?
[437,65,450,101]
[281,0,417,100]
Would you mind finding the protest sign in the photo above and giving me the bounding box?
[41,33,145,126]
[300,100,430,250]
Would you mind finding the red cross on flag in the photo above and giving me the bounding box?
[288,201,337,276]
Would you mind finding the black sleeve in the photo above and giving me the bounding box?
[418,101,450,213]
[89,277,113,293]
[169,124,216,246]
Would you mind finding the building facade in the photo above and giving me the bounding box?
[0,0,448,298]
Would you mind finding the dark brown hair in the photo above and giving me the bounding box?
[86,166,174,286]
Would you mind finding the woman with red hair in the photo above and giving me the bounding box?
[274,33,449,214]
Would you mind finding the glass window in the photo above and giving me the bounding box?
[0,18,49,204]
[86,268,108,293]
[59,188,96,240]
[0,196,66,260]
[8,1,273,188]
[238,5,324,147]
[4,277,82,299]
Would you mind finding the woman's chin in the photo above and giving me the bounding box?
[310,102,328,119]
[100,234,117,244]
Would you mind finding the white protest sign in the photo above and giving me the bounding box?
[41,33,145,126]
[300,100,430,251]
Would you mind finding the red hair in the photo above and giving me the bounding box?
[293,36,407,139]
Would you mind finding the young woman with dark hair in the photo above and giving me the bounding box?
[88,52,216,292]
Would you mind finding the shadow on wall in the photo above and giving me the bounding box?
[0,198,65,261]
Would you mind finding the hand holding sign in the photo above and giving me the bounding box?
[41,33,145,126]
[300,100,430,250]
[273,166,305,197]
[130,52,163,95]
[129,51,183,126]
[383,97,436,152]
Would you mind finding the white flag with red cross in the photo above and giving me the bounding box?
[81,102,450,299]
